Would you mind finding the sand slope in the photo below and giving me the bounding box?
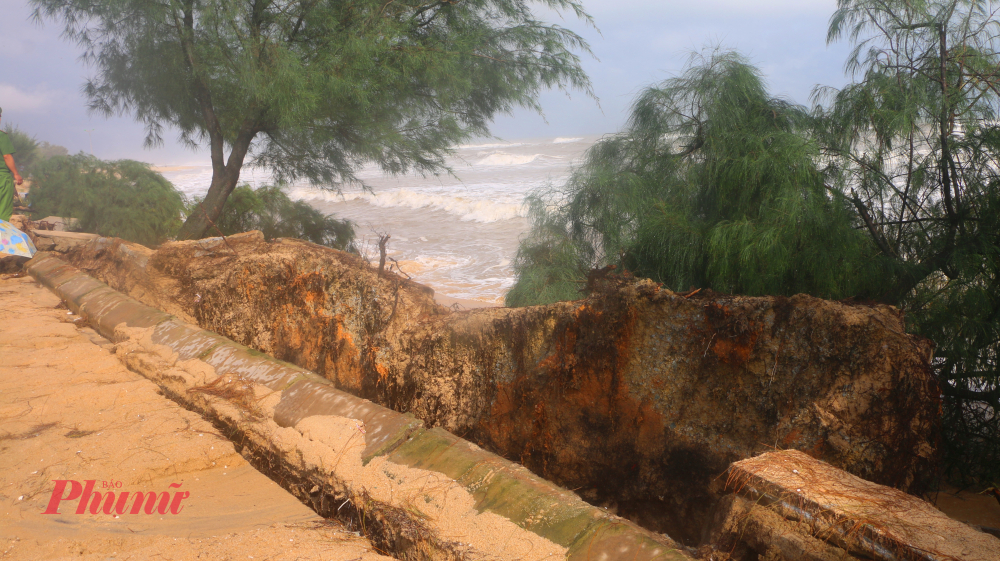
[0,273,392,561]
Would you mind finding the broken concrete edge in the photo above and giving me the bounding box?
[722,450,1000,561]
[700,494,866,561]
[25,252,691,561]
[32,230,100,240]
[28,229,101,253]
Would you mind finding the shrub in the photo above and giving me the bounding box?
[28,154,185,246]
[198,184,355,251]
[505,191,591,307]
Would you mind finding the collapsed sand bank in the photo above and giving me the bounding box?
[0,273,392,561]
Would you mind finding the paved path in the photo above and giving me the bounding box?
[0,273,392,561]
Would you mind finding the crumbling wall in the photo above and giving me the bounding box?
[703,450,998,561]
[66,234,940,545]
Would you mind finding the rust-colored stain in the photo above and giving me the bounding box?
[636,400,666,450]
[781,428,802,447]
[472,294,696,536]
[237,265,367,393]
[322,317,363,393]
[335,320,355,348]
[711,336,757,365]
[700,302,762,367]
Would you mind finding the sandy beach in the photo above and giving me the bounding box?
[0,273,392,561]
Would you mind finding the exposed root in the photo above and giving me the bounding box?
[188,374,265,421]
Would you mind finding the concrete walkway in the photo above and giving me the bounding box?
[0,273,392,561]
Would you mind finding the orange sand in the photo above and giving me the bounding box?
[0,273,392,561]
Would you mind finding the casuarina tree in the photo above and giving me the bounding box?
[511,1,1000,482]
[506,50,885,308]
[32,0,594,240]
[817,0,1000,482]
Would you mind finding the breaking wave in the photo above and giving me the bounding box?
[459,142,531,150]
[475,152,543,166]
[287,186,525,223]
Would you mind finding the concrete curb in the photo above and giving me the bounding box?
[27,253,690,560]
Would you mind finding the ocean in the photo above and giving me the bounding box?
[157,135,597,304]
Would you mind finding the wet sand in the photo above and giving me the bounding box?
[931,486,1000,530]
[0,273,392,561]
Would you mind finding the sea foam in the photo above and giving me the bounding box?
[288,186,526,223]
[459,142,531,150]
[475,152,543,166]
[157,135,597,302]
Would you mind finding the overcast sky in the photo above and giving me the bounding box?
[0,0,854,164]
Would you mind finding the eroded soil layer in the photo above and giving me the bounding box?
[65,234,941,544]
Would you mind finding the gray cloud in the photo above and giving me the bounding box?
[1,0,854,162]
[489,0,852,140]
[0,83,59,112]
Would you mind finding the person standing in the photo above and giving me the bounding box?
[0,107,25,222]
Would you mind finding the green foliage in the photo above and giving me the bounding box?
[32,0,595,239]
[512,3,1000,483]
[3,125,40,174]
[507,50,884,307]
[505,190,592,307]
[201,184,355,251]
[28,154,185,246]
[819,0,1000,484]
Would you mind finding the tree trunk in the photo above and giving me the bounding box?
[176,130,256,241]
[176,167,240,241]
